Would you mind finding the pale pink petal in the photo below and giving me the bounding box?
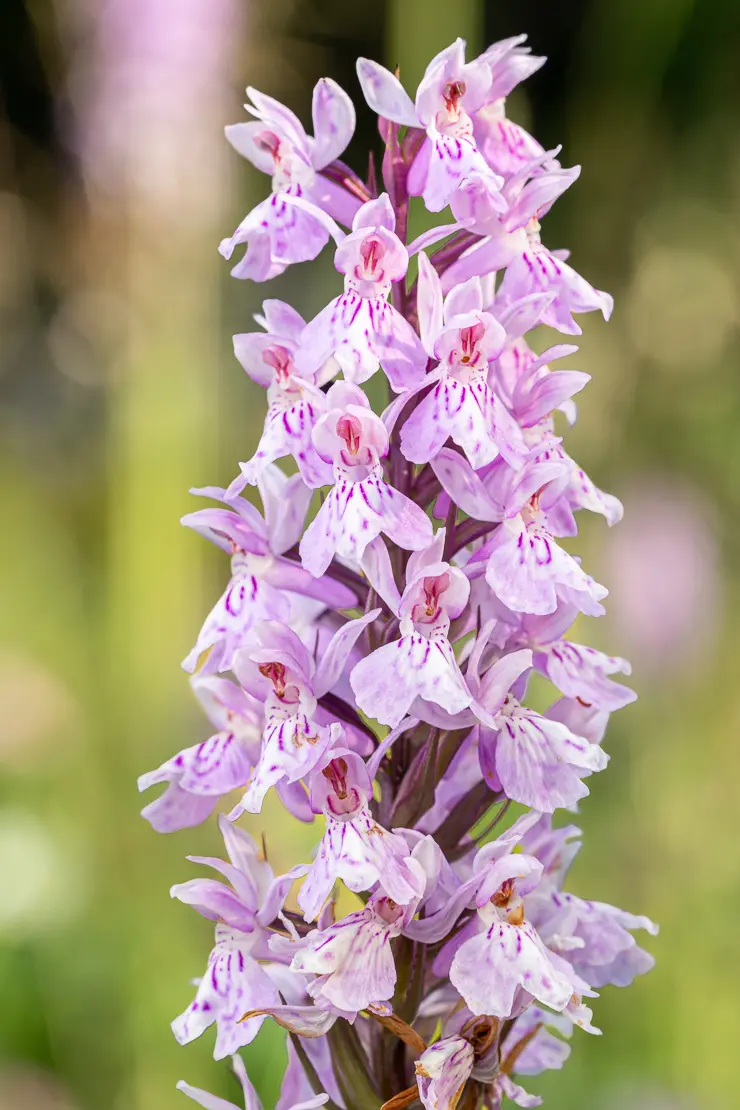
[246,86,311,156]
[415,1036,474,1110]
[381,368,443,437]
[232,331,283,388]
[440,227,525,293]
[404,528,447,581]
[374,303,429,392]
[484,43,546,101]
[298,806,418,921]
[157,736,252,799]
[170,878,256,933]
[414,38,466,122]
[406,221,472,258]
[311,78,356,170]
[222,190,331,270]
[474,649,533,718]
[497,1076,542,1108]
[401,377,524,470]
[177,1080,242,1110]
[314,609,382,698]
[485,515,607,617]
[567,463,624,525]
[263,560,357,612]
[443,277,484,318]
[360,536,402,614]
[352,193,396,232]
[366,716,421,781]
[414,134,494,213]
[241,718,338,814]
[351,627,472,727]
[275,192,345,246]
[182,571,290,676]
[296,295,377,383]
[356,58,419,127]
[496,293,556,339]
[225,120,275,173]
[474,113,547,179]
[299,472,431,578]
[504,165,580,232]
[240,398,332,490]
[534,641,635,712]
[293,906,400,1013]
[498,245,612,336]
[141,784,218,834]
[260,299,306,341]
[222,224,287,283]
[417,251,444,358]
[171,925,278,1060]
[259,468,314,554]
[513,370,590,428]
[494,705,608,812]
[430,448,501,522]
[450,918,572,1018]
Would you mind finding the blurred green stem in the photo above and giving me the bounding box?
[105,215,222,1110]
[386,0,482,86]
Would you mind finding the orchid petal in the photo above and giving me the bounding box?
[407,222,472,258]
[360,536,402,614]
[430,449,501,522]
[476,648,533,721]
[356,59,419,127]
[311,78,356,170]
[496,293,556,339]
[245,87,310,156]
[259,468,313,555]
[314,609,382,698]
[171,925,278,1060]
[417,251,444,358]
[351,627,472,728]
[352,193,396,232]
[278,193,346,245]
[366,717,420,781]
[443,277,484,319]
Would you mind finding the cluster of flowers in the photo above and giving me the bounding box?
[139,35,657,1110]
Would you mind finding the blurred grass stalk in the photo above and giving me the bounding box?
[105,228,221,1109]
[95,3,243,1106]
[386,0,482,86]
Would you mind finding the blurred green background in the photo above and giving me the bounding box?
[1,0,739,1107]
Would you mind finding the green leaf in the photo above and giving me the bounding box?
[391,728,440,828]
[328,1020,381,1110]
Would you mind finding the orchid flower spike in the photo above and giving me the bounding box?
[143,31,655,1110]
